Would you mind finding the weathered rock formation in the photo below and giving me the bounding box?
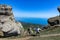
[48,16,60,26]
[0,4,24,37]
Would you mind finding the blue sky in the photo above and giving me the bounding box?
[0,0,60,18]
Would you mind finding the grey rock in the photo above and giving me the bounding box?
[48,16,60,26]
[0,4,24,36]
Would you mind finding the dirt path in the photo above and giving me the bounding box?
[0,33,60,40]
[0,36,32,40]
[14,36,31,40]
[40,33,60,37]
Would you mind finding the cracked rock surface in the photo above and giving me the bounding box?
[0,4,24,36]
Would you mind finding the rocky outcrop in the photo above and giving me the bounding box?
[48,16,60,26]
[0,5,24,37]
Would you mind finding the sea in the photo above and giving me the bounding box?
[15,17,48,25]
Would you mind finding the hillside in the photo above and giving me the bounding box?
[19,21,60,35]
[28,26,60,40]
[40,25,60,35]
[28,35,60,40]
[16,20,60,35]
[20,21,42,30]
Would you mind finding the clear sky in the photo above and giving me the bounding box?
[0,0,60,18]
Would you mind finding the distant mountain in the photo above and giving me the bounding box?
[15,17,48,25]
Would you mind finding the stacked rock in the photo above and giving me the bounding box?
[0,4,24,37]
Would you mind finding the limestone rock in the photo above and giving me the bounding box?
[48,16,60,26]
[0,4,24,37]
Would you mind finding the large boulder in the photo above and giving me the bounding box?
[0,4,24,37]
[48,16,60,26]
